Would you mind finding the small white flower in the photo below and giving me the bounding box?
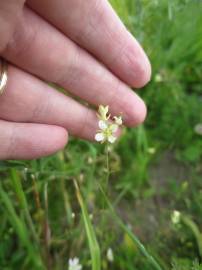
[154,73,163,83]
[171,210,181,225]
[147,147,156,154]
[95,105,123,144]
[87,157,93,164]
[107,248,114,262]
[194,123,202,135]
[68,257,82,270]
[95,122,118,144]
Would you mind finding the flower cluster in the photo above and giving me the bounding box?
[68,257,82,270]
[95,105,122,144]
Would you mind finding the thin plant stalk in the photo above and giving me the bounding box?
[105,144,110,192]
[98,183,163,270]
[43,183,52,269]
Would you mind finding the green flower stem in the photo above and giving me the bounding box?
[105,144,110,191]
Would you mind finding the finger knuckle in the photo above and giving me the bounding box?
[4,9,38,60]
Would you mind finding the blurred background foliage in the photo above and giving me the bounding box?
[0,0,202,269]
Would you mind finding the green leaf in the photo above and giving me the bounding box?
[74,180,101,270]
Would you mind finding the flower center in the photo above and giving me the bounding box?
[104,128,113,138]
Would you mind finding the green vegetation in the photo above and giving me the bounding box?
[0,0,202,269]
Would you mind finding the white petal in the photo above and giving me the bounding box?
[108,135,116,143]
[95,133,105,142]
[73,258,79,265]
[98,120,108,130]
[110,124,118,133]
[69,259,74,266]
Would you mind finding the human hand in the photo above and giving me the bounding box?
[0,0,151,160]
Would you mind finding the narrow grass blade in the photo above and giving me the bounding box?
[98,184,163,270]
[0,183,43,268]
[10,169,39,244]
[181,215,202,258]
[74,180,101,270]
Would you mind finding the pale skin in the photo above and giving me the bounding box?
[0,0,151,160]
